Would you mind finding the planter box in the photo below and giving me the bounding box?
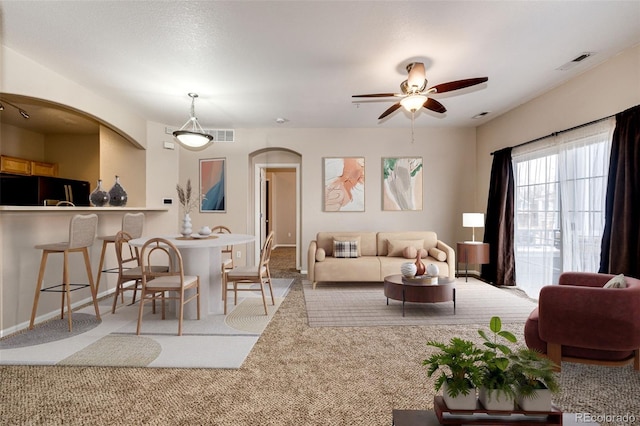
[517,388,552,411]
[478,387,515,411]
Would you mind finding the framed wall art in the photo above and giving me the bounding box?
[323,157,365,212]
[200,158,226,212]
[382,157,423,211]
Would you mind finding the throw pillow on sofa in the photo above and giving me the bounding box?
[387,239,424,257]
[402,246,418,259]
[315,248,326,262]
[428,247,447,261]
[333,240,359,258]
[333,236,362,257]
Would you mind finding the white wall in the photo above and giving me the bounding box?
[476,44,640,221]
[176,127,477,271]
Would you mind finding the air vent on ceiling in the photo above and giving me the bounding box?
[556,52,596,71]
[165,127,235,142]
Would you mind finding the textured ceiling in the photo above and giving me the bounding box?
[1,1,639,133]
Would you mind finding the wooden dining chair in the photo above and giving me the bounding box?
[211,225,234,270]
[224,231,275,315]
[137,237,200,336]
[96,212,145,294]
[111,231,167,313]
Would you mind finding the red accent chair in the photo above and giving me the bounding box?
[524,272,640,372]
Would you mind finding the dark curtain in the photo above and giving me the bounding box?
[599,105,640,277]
[481,147,516,286]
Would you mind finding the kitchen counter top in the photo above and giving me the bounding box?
[0,206,169,212]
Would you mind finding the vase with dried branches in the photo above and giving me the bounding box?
[176,179,198,237]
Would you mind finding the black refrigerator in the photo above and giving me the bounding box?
[0,173,91,206]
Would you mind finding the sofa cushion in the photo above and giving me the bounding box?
[428,247,447,261]
[604,274,627,288]
[315,248,326,262]
[314,257,382,282]
[402,246,418,259]
[333,240,359,258]
[377,232,438,256]
[387,239,424,257]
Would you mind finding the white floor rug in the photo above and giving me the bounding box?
[0,278,293,369]
[304,277,537,327]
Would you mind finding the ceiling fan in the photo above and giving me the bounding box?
[352,62,488,119]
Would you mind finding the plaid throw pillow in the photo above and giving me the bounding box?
[333,240,359,258]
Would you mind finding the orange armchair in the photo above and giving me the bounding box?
[524,272,640,371]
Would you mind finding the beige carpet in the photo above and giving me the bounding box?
[304,277,537,327]
[1,272,639,425]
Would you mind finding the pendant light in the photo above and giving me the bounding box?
[173,93,214,151]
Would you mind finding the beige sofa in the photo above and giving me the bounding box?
[307,231,455,289]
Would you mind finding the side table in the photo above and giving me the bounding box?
[456,242,489,282]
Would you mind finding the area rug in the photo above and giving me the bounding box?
[0,278,293,369]
[303,277,537,327]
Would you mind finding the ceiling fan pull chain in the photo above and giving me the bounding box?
[411,112,416,143]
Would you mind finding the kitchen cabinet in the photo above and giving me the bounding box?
[0,155,31,175]
[0,155,58,177]
[30,161,58,177]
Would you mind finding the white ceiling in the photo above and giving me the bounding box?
[1,1,639,132]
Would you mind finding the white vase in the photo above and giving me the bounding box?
[442,382,477,410]
[479,387,515,411]
[181,213,192,237]
[426,263,439,277]
[401,262,418,278]
[517,388,552,411]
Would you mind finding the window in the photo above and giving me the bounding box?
[512,118,614,298]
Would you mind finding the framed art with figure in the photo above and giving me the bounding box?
[382,157,423,211]
[323,157,365,212]
[200,158,226,212]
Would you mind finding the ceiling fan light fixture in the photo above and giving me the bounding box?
[172,93,214,151]
[400,94,427,112]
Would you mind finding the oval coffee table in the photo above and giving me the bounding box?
[383,274,456,317]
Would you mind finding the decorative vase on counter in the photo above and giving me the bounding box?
[181,213,193,237]
[415,252,426,276]
[89,179,109,207]
[108,175,128,207]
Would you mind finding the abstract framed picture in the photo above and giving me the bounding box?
[200,158,226,212]
[323,157,365,212]
[382,157,423,211]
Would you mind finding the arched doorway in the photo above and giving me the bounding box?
[249,148,302,270]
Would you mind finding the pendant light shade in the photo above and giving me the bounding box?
[173,93,213,150]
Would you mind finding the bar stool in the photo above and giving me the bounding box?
[95,212,145,294]
[29,213,101,332]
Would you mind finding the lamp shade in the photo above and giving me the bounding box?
[463,213,484,228]
[173,93,214,151]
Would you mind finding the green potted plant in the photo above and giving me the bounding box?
[423,337,484,410]
[477,316,517,410]
[509,348,560,411]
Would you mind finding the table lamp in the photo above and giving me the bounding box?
[463,213,484,243]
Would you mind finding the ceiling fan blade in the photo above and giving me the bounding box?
[406,62,426,90]
[424,98,447,114]
[378,102,402,119]
[352,93,398,98]
[429,77,488,94]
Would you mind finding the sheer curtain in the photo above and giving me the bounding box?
[512,118,614,298]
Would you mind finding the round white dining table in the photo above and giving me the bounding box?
[129,233,256,318]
